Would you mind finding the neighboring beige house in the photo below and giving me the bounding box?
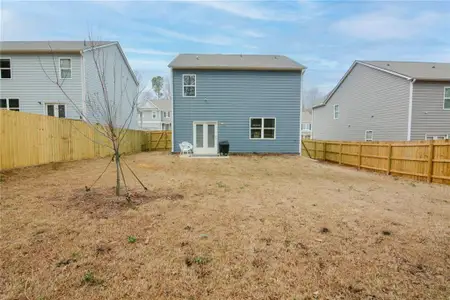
[138,100,172,130]
[301,109,312,139]
[313,61,450,141]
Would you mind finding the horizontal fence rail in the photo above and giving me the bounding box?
[0,111,172,170]
[302,139,450,185]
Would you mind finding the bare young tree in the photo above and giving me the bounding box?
[39,39,146,198]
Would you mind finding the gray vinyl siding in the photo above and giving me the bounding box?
[411,81,450,140]
[313,63,410,141]
[0,54,82,119]
[139,110,162,130]
[172,69,301,153]
[83,44,139,129]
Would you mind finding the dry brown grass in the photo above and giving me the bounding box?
[1,152,449,300]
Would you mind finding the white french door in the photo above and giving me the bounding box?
[193,121,218,155]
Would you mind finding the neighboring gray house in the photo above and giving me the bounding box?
[169,54,306,155]
[313,61,450,141]
[0,41,139,129]
[138,99,172,130]
[301,109,312,139]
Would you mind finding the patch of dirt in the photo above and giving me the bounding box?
[66,187,184,218]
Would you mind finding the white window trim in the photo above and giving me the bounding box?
[182,74,196,97]
[365,130,374,141]
[59,57,72,79]
[425,133,449,140]
[249,117,276,140]
[301,123,312,131]
[333,104,340,120]
[45,103,67,118]
[0,57,12,79]
[152,111,157,119]
[0,98,20,110]
[444,87,450,110]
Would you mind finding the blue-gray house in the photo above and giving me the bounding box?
[169,54,306,155]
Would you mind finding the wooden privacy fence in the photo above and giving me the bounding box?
[302,139,450,185]
[0,110,154,170]
[150,130,172,151]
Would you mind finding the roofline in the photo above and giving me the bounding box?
[138,101,163,111]
[0,49,81,54]
[357,61,412,80]
[313,60,412,110]
[169,66,305,71]
[82,42,139,86]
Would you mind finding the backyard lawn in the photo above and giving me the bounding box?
[1,152,449,299]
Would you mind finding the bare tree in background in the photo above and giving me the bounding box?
[303,87,324,109]
[164,76,172,101]
[39,39,146,198]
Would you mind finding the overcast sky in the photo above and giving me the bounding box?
[1,0,449,93]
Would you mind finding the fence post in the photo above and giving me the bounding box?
[358,142,362,170]
[387,144,392,175]
[324,142,327,161]
[427,140,434,183]
[313,140,317,159]
[339,143,343,164]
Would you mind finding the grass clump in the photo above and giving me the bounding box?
[127,235,137,243]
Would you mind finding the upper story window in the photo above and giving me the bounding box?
[250,118,276,139]
[59,58,72,79]
[0,98,19,111]
[301,123,312,130]
[163,111,167,118]
[152,111,157,119]
[444,87,450,110]
[168,111,171,118]
[365,130,373,141]
[183,74,196,97]
[333,104,340,119]
[0,58,11,79]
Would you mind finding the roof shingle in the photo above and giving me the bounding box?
[0,41,115,53]
[360,60,450,81]
[168,54,305,71]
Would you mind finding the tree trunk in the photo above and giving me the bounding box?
[115,150,121,196]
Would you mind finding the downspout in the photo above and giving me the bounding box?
[299,69,305,155]
[80,50,87,120]
[407,78,416,141]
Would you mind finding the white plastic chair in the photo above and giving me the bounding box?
[179,141,193,156]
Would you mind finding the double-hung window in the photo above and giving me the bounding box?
[444,87,450,110]
[365,130,373,141]
[183,74,196,97]
[60,58,72,79]
[333,104,340,119]
[0,58,11,79]
[250,118,276,139]
[0,98,19,111]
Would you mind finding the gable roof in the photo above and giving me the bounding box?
[168,54,306,71]
[0,41,114,54]
[139,100,171,111]
[313,60,450,109]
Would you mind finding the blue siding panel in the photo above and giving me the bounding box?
[173,70,302,153]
